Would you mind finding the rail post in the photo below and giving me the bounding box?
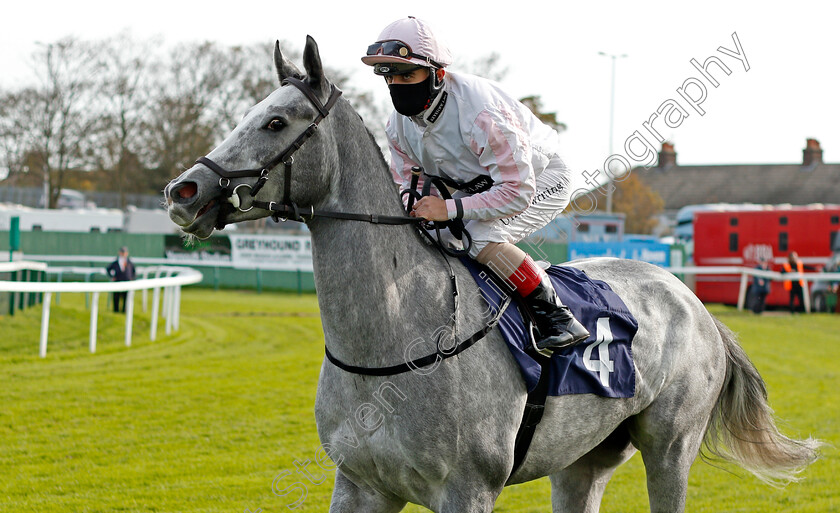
[803,279,811,313]
[90,292,100,353]
[737,272,750,311]
[39,292,52,358]
[125,290,135,346]
[150,286,161,342]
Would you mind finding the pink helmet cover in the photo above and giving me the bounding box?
[362,16,453,68]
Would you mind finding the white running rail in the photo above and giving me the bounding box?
[668,266,840,312]
[0,261,202,357]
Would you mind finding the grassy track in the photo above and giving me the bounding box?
[1,289,837,512]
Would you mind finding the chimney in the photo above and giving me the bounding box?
[803,138,823,166]
[658,142,677,170]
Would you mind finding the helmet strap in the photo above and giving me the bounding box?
[429,68,445,99]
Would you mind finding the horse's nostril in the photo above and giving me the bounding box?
[175,182,198,200]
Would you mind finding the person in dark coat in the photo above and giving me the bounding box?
[106,246,136,313]
[749,257,772,314]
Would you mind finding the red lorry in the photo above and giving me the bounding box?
[693,205,840,307]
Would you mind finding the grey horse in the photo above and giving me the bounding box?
[164,37,819,512]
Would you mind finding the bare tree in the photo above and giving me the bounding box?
[93,33,157,208]
[214,42,283,132]
[140,39,362,194]
[0,34,427,203]
[0,88,38,183]
[26,38,102,208]
[141,41,229,191]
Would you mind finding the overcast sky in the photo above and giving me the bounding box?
[1,1,838,176]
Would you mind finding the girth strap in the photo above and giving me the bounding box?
[508,348,552,481]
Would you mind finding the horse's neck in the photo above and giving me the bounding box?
[307,104,454,363]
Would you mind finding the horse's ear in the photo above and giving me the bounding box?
[302,35,328,92]
[274,40,302,83]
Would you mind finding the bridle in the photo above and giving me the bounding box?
[196,76,422,226]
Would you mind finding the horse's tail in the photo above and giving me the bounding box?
[703,316,821,486]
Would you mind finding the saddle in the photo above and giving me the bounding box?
[461,258,637,397]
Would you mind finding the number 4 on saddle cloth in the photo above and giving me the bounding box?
[460,258,638,398]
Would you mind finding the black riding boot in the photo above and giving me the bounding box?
[525,274,590,351]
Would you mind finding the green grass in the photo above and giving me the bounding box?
[1,291,837,512]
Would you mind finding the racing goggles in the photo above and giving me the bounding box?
[366,40,444,69]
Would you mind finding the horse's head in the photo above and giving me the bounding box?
[164,37,341,239]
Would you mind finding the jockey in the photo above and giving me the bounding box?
[363,16,589,351]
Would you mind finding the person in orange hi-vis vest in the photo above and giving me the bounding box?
[782,251,805,313]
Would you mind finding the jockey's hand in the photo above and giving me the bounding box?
[411,196,449,221]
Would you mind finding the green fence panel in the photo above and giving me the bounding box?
[0,231,165,257]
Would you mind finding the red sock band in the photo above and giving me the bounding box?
[507,255,543,297]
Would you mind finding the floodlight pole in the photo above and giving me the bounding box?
[599,52,627,214]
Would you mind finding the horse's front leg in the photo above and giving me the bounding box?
[329,470,406,513]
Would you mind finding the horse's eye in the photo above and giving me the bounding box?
[265,118,285,132]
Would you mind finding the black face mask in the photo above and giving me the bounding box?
[389,75,432,117]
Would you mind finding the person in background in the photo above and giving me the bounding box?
[106,246,135,313]
[749,257,771,314]
[782,251,805,313]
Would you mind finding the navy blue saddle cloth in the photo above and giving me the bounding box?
[461,258,638,398]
